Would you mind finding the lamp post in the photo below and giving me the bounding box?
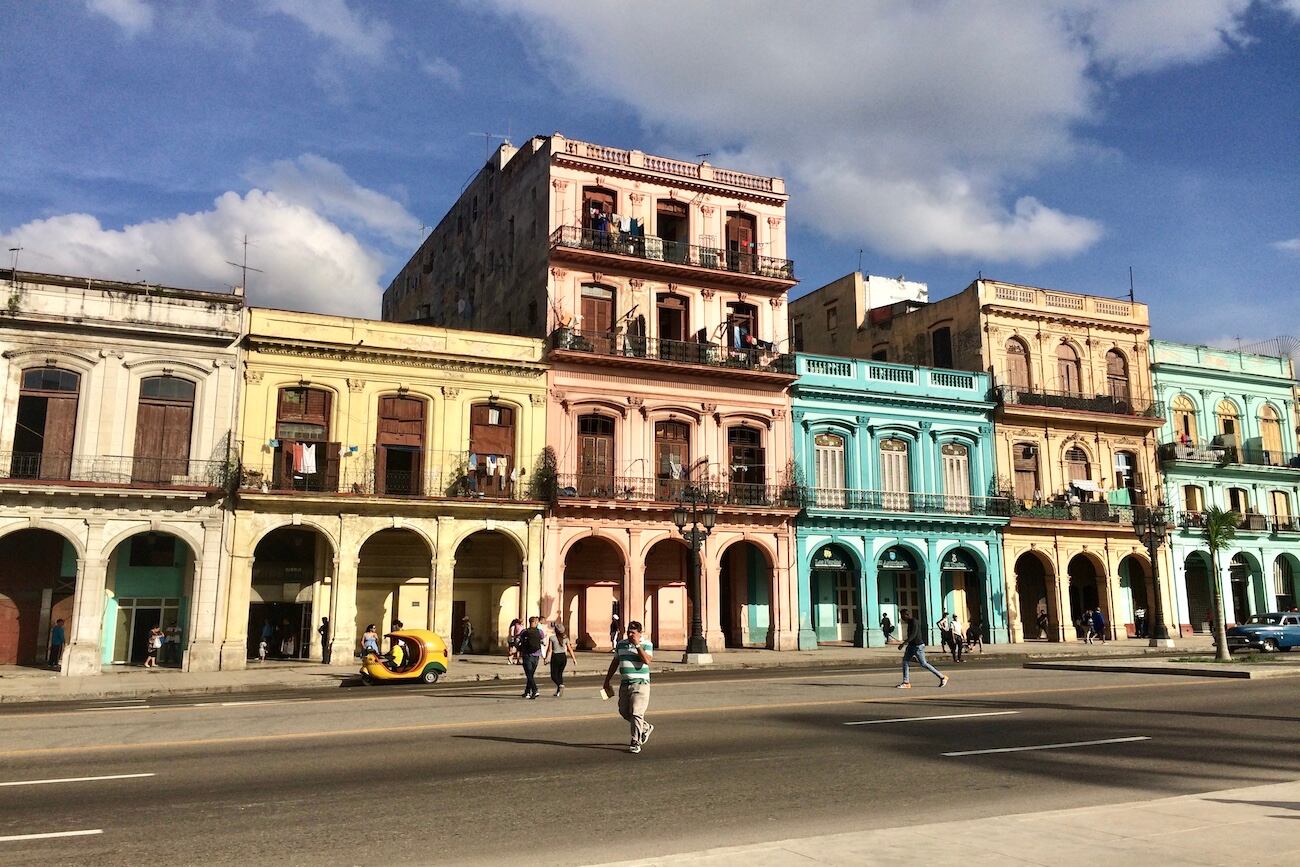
[1133,502,1175,648]
[673,485,717,664]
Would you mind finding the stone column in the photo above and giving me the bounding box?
[62,556,107,677]
[862,536,881,647]
[328,516,361,661]
[924,537,943,645]
[702,536,725,653]
[184,518,226,672]
[526,516,546,621]
[432,516,456,643]
[793,531,818,650]
[987,534,1010,644]
[219,550,253,670]
[626,528,646,632]
[771,528,796,650]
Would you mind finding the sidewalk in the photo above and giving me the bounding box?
[592,779,1300,866]
[0,637,1214,704]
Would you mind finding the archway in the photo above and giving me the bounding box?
[250,526,335,661]
[718,540,774,649]
[1014,551,1054,641]
[809,543,860,646]
[877,546,924,637]
[452,530,523,654]
[940,548,987,641]
[1274,555,1297,611]
[1118,554,1150,638]
[103,531,196,667]
[1184,551,1213,633]
[0,529,77,667]
[1228,552,1262,623]
[643,538,688,651]
[1067,554,1106,637]
[563,536,624,650]
[356,529,432,647]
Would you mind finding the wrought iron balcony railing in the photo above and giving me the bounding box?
[1179,510,1286,532]
[1007,497,1132,524]
[549,327,794,375]
[996,385,1162,419]
[552,474,802,508]
[550,225,795,280]
[0,451,235,489]
[803,488,1010,517]
[1158,441,1300,468]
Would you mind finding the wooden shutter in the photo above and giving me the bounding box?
[133,402,166,482]
[41,397,77,480]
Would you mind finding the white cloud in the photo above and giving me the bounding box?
[421,57,463,89]
[1272,237,1300,253]
[1,189,388,318]
[262,0,392,62]
[244,154,421,248]
[485,0,1265,265]
[85,0,154,36]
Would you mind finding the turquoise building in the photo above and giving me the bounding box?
[1150,341,1299,632]
[792,355,1010,648]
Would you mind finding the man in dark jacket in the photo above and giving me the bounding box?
[897,610,947,689]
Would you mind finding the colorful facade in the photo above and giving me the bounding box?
[1150,340,1300,632]
[224,308,548,669]
[791,354,1008,648]
[0,270,242,675]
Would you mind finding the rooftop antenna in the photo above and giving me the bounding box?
[857,249,863,273]
[226,234,263,295]
[1128,266,1135,303]
[471,131,511,160]
[696,152,711,161]
[7,247,20,287]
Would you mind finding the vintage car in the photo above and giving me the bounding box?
[1225,612,1300,652]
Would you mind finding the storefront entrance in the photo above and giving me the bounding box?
[248,602,311,659]
[810,545,857,645]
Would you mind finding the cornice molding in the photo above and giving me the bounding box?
[245,339,547,380]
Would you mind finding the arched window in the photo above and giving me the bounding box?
[1182,485,1204,514]
[1259,404,1284,465]
[274,387,336,492]
[1216,400,1240,439]
[133,376,196,484]
[577,414,615,497]
[1056,343,1082,394]
[581,186,617,231]
[13,366,80,480]
[1005,338,1031,390]
[1105,349,1129,402]
[1065,446,1091,482]
[941,442,971,512]
[813,433,845,507]
[930,326,953,368]
[1012,442,1039,501]
[1269,490,1291,529]
[1172,394,1197,445]
[1275,556,1296,610]
[1226,486,1249,514]
[879,438,910,511]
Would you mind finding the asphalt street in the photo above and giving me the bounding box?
[0,663,1296,866]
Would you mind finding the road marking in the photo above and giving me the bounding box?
[0,773,154,787]
[943,736,1151,757]
[0,829,103,843]
[84,706,152,712]
[846,710,1020,726]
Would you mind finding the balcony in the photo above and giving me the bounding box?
[1158,441,1300,470]
[1008,497,1133,524]
[549,326,795,381]
[549,226,795,288]
[552,474,801,509]
[996,385,1163,420]
[1179,511,1295,533]
[0,452,234,491]
[804,488,1010,518]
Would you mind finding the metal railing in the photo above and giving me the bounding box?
[802,488,1010,517]
[549,327,795,375]
[1159,441,1300,468]
[550,226,795,280]
[996,385,1162,418]
[1180,510,1293,533]
[1008,497,1133,524]
[552,474,802,508]
[0,452,234,489]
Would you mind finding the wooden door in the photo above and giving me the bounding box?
[581,287,614,354]
[655,421,690,501]
[578,415,614,496]
[40,397,77,481]
[725,212,756,273]
[377,396,426,495]
[469,404,516,498]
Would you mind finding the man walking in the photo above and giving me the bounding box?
[318,616,331,664]
[48,618,66,669]
[518,616,545,699]
[458,615,474,655]
[897,610,947,689]
[1091,608,1107,644]
[604,620,654,753]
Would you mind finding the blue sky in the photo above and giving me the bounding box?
[2,1,1297,348]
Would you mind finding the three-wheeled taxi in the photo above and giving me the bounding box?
[359,629,449,685]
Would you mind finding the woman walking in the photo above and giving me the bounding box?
[543,622,576,697]
[507,618,522,664]
[145,626,163,669]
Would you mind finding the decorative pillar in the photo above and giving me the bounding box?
[987,534,1010,644]
[627,528,646,631]
[432,516,454,640]
[219,549,253,670]
[62,556,107,677]
[924,536,943,645]
[794,531,818,649]
[329,517,361,661]
[184,518,226,672]
[702,536,725,653]
[771,528,795,650]
[862,537,880,646]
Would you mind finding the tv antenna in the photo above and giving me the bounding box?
[7,247,20,287]
[226,235,263,294]
[471,130,512,160]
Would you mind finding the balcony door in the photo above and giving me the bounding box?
[1056,344,1082,395]
[814,433,846,508]
[1065,446,1092,490]
[655,421,690,501]
[133,376,195,484]
[725,211,757,273]
[656,199,689,263]
[13,367,79,481]
[727,427,766,504]
[376,396,426,496]
[941,443,971,513]
[1259,404,1284,465]
[577,414,614,497]
[725,302,759,351]
[581,187,616,232]
[1012,443,1039,501]
[879,438,910,511]
[581,284,615,354]
[1005,338,1031,391]
[1106,350,1130,403]
[468,403,515,498]
[275,387,337,492]
[656,293,689,362]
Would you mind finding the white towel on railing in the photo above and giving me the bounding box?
[300,444,317,475]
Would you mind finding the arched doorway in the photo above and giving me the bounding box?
[643,538,688,650]
[877,546,923,636]
[1118,555,1150,638]
[940,548,986,641]
[1067,555,1106,638]
[0,529,77,666]
[452,530,523,654]
[1184,551,1213,633]
[809,543,859,645]
[1228,552,1261,623]
[250,527,335,661]
[356,529,432,646]
[1274,555,1297,611]
[563,537,624,650]
[718,541,774,648]
[1014,552,1053,640]
[103,532,195,667]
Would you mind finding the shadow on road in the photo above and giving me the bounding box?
[453,734,627,752]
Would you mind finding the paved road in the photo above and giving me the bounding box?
[0,664,1295,865]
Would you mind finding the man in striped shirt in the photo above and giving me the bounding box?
[603,620,654,754]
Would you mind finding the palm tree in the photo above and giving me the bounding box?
[1202,506,1240,662]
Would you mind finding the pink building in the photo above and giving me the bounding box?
[386,134,800,653]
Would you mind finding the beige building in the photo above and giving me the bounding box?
[795,275,1171,642]
[0,270,242,675]
[788,272,928,359]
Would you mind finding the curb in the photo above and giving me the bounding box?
[1022,660,1300,679]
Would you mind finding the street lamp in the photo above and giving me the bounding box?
[1132,502,1175,648]
[673,485,717,664]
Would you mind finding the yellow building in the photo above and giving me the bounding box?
[220,308,548,669]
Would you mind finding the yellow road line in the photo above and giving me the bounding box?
[0,678,1211,759]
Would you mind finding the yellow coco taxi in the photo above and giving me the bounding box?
[359,630,449,685]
